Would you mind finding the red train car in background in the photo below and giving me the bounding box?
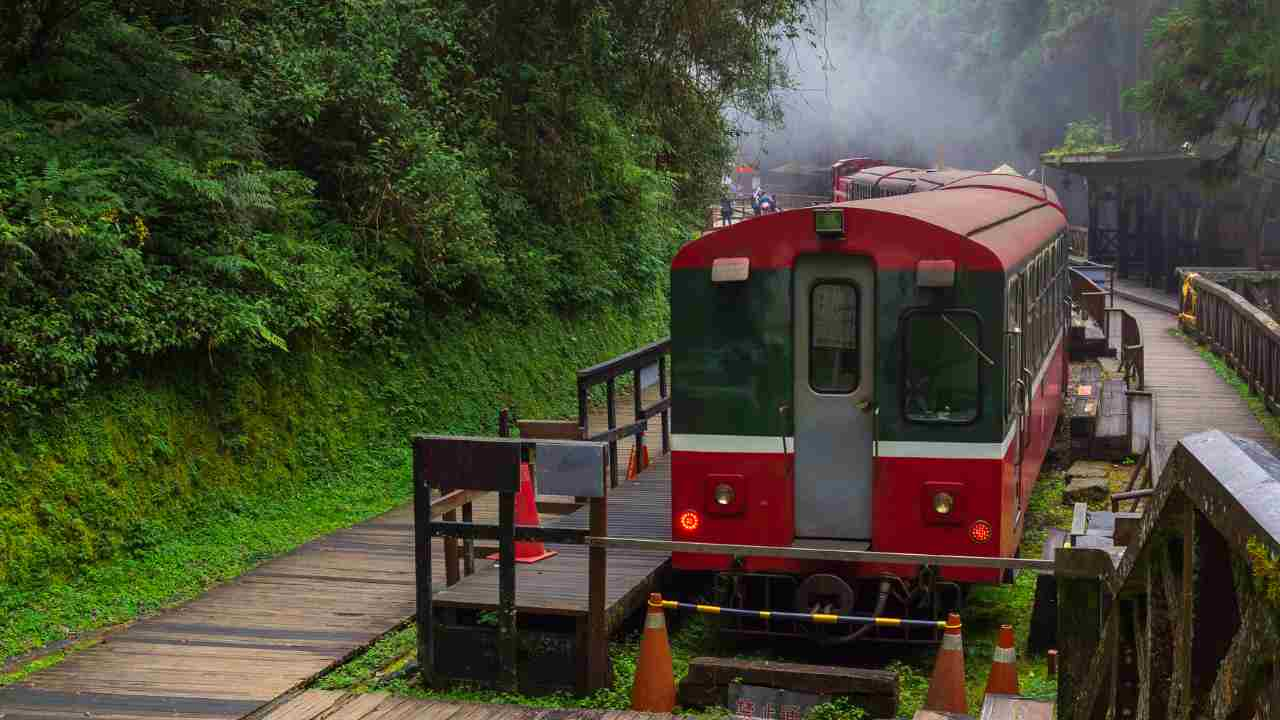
[670,171,1070,644]
[832,157,991,203]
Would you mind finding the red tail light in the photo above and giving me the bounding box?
[678,510,701,533]
[969,520,993,544]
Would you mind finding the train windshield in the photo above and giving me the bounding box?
[902,310,983,424]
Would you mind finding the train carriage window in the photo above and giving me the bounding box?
[809,282,860,393]
[902,309,983,424]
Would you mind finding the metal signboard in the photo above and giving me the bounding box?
[639,362,660,389]
[727,683,823,720]
[534,440,607,498]
[413,435,521,493]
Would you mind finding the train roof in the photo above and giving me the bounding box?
[845,165,989,191]
[675,174,1065,272]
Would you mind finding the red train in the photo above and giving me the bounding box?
[831,157,986,203]
[669,171,1069,643]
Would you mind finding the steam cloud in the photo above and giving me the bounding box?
[738,3,1049,178]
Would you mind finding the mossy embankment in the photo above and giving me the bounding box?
[0,298,668,664]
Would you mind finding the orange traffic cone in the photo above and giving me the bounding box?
[487,462,557,563]
[626,443,640,482]
[630,594,676,712]
[923,613,968,715]
[638,433,650,471]
[984,624,1019,697]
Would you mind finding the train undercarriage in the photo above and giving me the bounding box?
[708,568,968,646]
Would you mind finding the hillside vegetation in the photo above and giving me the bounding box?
[0,0,818,640]
[1,0,816,413]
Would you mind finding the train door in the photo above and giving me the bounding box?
[1009,274,1026,519]
[792,255,876,540]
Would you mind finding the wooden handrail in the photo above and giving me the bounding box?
[1181,274,1280,413]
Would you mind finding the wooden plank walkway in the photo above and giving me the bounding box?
[0,393,667,719]
[254,689,690,720]
[1111,292,1276,477]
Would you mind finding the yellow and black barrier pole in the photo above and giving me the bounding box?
[655,598,948,629]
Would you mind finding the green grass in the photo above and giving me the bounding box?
[1,298,669,674]
[1168,327,1280,444]
[1,451,412,683]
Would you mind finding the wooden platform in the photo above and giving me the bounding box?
[0,391,666,719]
[432,454,670,624]
[0,504,455,719]
[256,689,689,720]
[1111,296,1277,477]
[1112,276,1179,314]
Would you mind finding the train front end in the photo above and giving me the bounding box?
[667,187,1066,644]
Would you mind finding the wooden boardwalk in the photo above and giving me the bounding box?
[0,395,666,720]
[1111,284,1276,476]
[255,690,688,720]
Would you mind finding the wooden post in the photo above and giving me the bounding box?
[633,366,644,464]
[414,442,435,688]
[1056,547,1112,720]
[498,489,518,693]
[499,408,510,438]
[606,376,617,487]
[444,509,460,586]
[586,490,609,690]
[577,380,589,449]
[658,354,670,454]
[461,501,475,577]
[1088,183,1100,263]
[1118,181,1130,279]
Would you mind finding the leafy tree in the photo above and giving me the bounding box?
[1125,0,1280,184]
[0,0,819,412]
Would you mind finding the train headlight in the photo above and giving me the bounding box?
[713,483,736,506]
[933,492,955,515]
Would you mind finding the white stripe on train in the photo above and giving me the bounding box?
[672,332,1063,461]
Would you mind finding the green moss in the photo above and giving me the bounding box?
[0,295,669,661]
[1247,538,1280,607]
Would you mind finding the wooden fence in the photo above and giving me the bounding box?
[576,339,671,488]
[1180,274,1280,415]
[1071,266,1143,390]
[1055,429,1280,720]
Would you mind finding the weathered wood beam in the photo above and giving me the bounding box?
[1206,596,1280,720]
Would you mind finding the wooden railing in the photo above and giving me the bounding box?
[1180,274,1280,415]
[1072,268,1112,337]
[577,339,671,487]
[1069,265,1145,391]
[704,193,830,229]
[1120,310,1144,390]
[1056,430,1280,720]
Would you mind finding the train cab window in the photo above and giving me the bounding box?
[902,310,982,424]
[809,282,860,393]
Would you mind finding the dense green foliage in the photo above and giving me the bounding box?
[0,300,667,658]
[1124,0,1280,184]
[1044,117,1126,158]
[0,0,817,412]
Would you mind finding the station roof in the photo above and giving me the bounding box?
[1041,149,1201,179]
